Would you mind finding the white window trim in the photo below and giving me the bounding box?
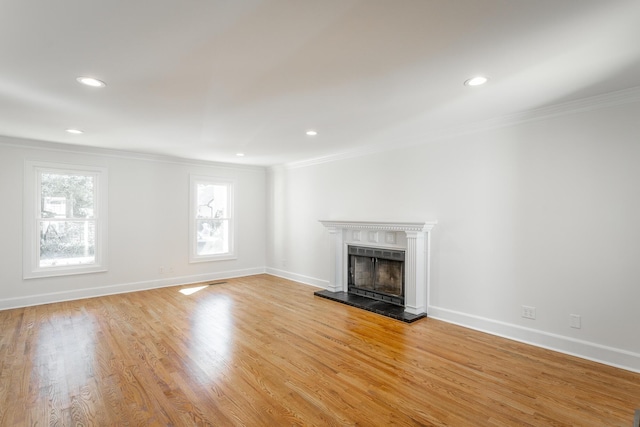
[189,174,237,263]
[23,161,108,279]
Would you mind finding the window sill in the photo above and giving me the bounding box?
[189,254,237,263]
[24,265,108,280]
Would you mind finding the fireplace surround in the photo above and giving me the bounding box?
[317,220,436,320]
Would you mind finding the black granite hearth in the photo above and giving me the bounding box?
[314,290,426,323]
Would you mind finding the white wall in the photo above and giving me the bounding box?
[267,100,640,372]
[0,137,267,308]
[2,98,638,373]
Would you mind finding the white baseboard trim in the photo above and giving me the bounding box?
[9,271,635,374]
[0,267,266,311]
[428,305,640,374]
[265,267,327,289]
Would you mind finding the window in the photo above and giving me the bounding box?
[24,161,108,278]
[189,175,235,262]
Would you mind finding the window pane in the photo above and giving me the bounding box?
[41,173,95,219]
[189,175,234,263]
[196,219,229,255]
[196,183,227,219]
[40,220,96,267]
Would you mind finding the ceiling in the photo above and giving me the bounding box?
[2,0,640,166]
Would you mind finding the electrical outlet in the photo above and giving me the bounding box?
[159,267,164,274]
[522,305,536,320]
[570,314,581,329]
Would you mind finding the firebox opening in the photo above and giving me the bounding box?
[348,245,405,306]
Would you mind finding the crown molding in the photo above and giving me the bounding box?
[285,85,640,170]
[467,85,640,134]
[0,135,266,173]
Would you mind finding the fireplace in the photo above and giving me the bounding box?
[348,246,405,306]
[317,220,437,321]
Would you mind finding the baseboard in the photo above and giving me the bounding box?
[428,305,640,374]
[265,267,327,289]
[0,267,266,311]
[8,271,635,374]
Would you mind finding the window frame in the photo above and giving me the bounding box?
[189,174,236,263]
[23,161,108,279]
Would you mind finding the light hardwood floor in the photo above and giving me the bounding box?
[0,274,638,426]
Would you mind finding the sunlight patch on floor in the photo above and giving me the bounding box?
[179,285,208,295]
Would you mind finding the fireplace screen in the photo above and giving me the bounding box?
[348,246,405,305]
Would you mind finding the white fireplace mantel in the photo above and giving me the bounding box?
[319,220,437,315]
[319,220,436,233]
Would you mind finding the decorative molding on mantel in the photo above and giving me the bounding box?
[319,220,437,233]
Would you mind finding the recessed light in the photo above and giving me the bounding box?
[306,130,318,136]
[76,76,106,88]
[236,152,245,157]
[66,128,83,134]
[464,76,488,87]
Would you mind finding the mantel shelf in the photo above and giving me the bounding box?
[319,220,437,233]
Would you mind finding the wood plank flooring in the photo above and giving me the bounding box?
[0,274,639,426]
